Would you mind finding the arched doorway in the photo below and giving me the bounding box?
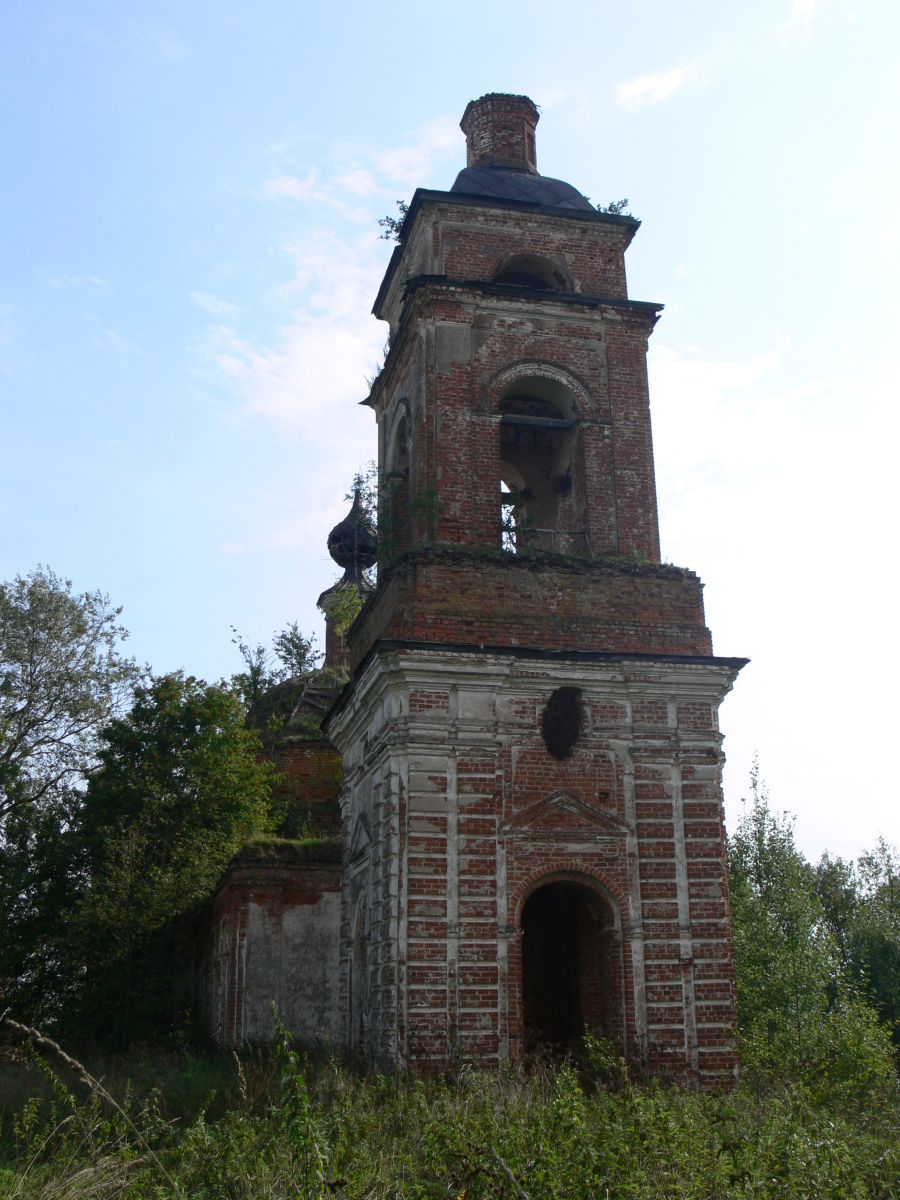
[521,880,616,1052]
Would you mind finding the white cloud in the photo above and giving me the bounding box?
[525,85,597,129]
[333,167,379,197]
[260,171,322,202]
[44,12,109,48]
[209,318,377,433]
[200,227,385,437]
[615,63,698,110]
[259,113,461,211]
[649,340,900,859]
[47,12,188,61]
[371,115,460,189]
[46,273,108,291]
[211,114,468,439]
[775,0,818,50]
[90,327,138,355]
[192,114,465,577]
[190,290,243,318]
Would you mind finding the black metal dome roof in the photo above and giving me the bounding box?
[450,166,594,211]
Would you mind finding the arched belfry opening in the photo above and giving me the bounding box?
[383,407,410,559]
[498,375,587,556]
[494,253,571,291]
[521,879,619,1052]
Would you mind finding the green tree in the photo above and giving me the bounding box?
[728,766,896,1100]
[816,838,900,1046]
[230,621,321,711]
[72,673,278,1043]
[0,791,85,1023]
[0,566,139,828]
[0,567,139,1023]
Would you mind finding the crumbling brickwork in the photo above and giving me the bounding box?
[349,549,712,669]
[329,648,740,1085]
[205,733,344,1045]
[206,841,342,1047]
[372,228,660,562]
[326,93,744,1086]
[208,92,744,1087]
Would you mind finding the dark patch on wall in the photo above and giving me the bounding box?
[542,686,582,759]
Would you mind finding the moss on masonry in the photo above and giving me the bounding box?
[234,835,342,865]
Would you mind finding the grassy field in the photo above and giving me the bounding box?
[1,1033,898,1199]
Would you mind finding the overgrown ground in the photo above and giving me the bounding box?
[1,1036,897,1199]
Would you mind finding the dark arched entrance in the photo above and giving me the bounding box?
[521,880,614,1051]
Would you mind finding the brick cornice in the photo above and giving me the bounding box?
[374,186,641,319]
[405,275,663,317]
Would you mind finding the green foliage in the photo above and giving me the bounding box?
[377,199,409,242]
[364,340,391,391]
[0,791,85,1024]
[320,583,364,637]
[273,1012,329,1193]
[410,485,442,541]
[728,764,897,1101]
[816,838,900,1045]
[1,1046,898,1198]
[230,622,321,711]
[0,565,140,827]
[70,673,278,1042]
[272,623,320,679]
[596,197,631,216]
[345,461,378,526]
[580,1029,629,1091]
[0,566,140,1025]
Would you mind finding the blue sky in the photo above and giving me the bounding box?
[3,0,898,861]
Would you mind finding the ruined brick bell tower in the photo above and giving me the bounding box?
[325,94,745,1085]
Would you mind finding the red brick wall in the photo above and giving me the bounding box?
[375,202,637,315]
[372,284,662,563]
[269,740,342,836]
[332,144,741,1089]
[437,208,632,298]
[350,549,711,669]
[328,648,741,1087]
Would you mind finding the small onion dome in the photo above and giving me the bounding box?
[326,489,377,583]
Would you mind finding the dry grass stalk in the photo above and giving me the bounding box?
[1,1012,183,1197]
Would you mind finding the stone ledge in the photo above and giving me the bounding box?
[232,836,342,866]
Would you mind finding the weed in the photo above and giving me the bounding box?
[0,1029,897,1198]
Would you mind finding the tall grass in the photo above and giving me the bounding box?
[1,1032,897,1199]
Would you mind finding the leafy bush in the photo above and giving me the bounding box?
[728,767,897,1104]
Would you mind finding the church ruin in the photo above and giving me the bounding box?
[206,93,745,1087]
